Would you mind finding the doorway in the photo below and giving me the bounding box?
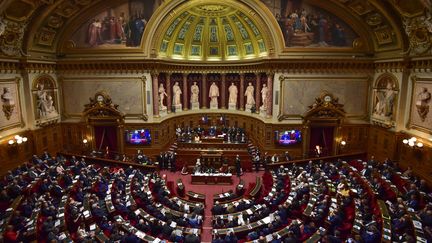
[309,126,334,157]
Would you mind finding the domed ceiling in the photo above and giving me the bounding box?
[157,4,268,61]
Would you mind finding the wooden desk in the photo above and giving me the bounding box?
[191,174,233,185]
[249,177,262,198]
[187,191,206,203]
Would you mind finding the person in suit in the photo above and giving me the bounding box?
[235,155,241,177]
[184,233,200,243]
[212,201,225,215]
[224,231,238,243]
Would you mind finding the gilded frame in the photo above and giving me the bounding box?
[278,75,370,121]
[61,76,147,121]
[0,77,24,131]
[408,76,432,134]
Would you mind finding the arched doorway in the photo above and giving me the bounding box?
[303,92,346,158]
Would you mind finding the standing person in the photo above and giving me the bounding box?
[254,154,260,172]
[235,155,241,177]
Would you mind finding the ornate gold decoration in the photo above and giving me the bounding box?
[304,92,346,120]
[196,5,227,13]
[83,91,125,123]
[0,18,27,57]
[403,13,432,55]
[2,103,15,120]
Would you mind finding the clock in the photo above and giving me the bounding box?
[97,95,104,102]
[324,95,332,102]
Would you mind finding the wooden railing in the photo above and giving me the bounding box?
[267,152,367,169]
[59,152,157,170]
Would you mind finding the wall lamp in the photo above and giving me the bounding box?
[402,137,423,148]
[340,140,347,146]
[8,135,28,145]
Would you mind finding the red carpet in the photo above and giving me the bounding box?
[161,170,264,242]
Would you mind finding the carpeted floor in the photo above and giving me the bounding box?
[161,170,264,242]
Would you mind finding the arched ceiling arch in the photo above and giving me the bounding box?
[0,0,430,59]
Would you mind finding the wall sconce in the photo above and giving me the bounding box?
[83,139,88,144]
[340,140,347,146]
[403,137,423,148]
[8,135,28,146]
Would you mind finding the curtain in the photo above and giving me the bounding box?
[309,126,334,156]
[94,126,118,153]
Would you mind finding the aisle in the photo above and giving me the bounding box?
[162,171,263,242]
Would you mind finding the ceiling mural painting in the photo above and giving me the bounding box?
[261,0,358,48]
[67,0,164,49]
[0,0,430,57]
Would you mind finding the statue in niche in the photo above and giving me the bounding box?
[260,83,269,111]
[158,83,167,110]
[190,81,199,103]
[245,82,255,107]
[36,83,57,118]
[373,81,397,118]
[228,83,238,105]
[416,87,431,122]
[172,82,182,106]
[1,87,15,120]
[209,82,219,107]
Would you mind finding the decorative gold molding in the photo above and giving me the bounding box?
[407,75,432,134]
[0,76,24,131]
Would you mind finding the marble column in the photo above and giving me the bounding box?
[152,73,159,117]
[182,73,188,110]
[221,73,226,109]
[202,73,207,109]
[266,72,274,117]
[255,72,261,111]
[165,72,172,113]
[239,73,245,111]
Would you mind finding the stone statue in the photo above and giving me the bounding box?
[373,82,396,118]
[172,82,182,106]
[416,87,431,122]
[158,83,167,110]
[245,82,255,106]
[260,83,269,111]
[190,82,199,103]
[209,82,219,106]
[1,87,15,120]
[36,83,57,118]
[228,83,238,105]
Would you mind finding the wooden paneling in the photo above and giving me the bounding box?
[367,126,398,162]
[397,133,432,185]
[339,124,370,154]
[33,124,63,156]
[0,131,34,175]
